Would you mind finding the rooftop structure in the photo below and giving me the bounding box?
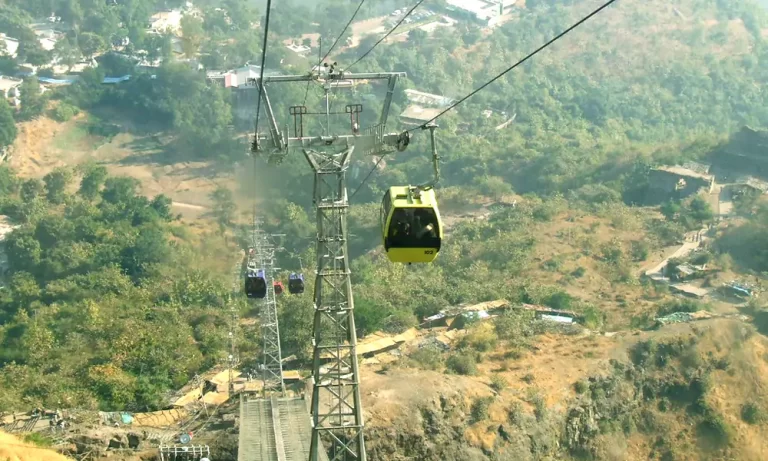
[445,0,516,26]
[285,43,311,56]
[400,104,442,125]
[404,89,455,107]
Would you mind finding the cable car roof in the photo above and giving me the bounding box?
[387,186,438,208]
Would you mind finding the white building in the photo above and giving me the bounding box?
[445,0,516,27]
[404,89,455,108]
[285,43,311,56]
[0,34,20,58]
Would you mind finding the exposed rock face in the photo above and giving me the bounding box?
[365,390,559,461]
[108,434,129,449]
[363,363,650,461]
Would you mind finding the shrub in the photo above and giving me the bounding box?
[50,102,80,122]
[460,324,498,352]
[409,347,444,371]
[508,401,525,426]
[741,402,765,425]
[470,396,494,423]
[446,352,477,375]
[490,374,507,392]
[573,380,588,394]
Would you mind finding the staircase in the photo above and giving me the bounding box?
[238,397,278,461]
[277,399,314,461]
[238,396,327,461]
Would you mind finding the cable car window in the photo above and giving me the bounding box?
[387,208,440,248]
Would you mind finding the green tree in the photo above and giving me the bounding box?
[9,271,41,310]
[121,226,170,279]
[180,15,205,59]
[687,196,713,223]
[18,77,46,121]
[0,98,17,150]
[78,164,108,201]
[478,175,512,201]
[53,38,82,72]
[43,167,73,205]
[210,186,235,228]
[150,195,173,221]
[172,85,233,156]
[78,32,106,60]
[101,176,139,205]
[18,32,50,66]
[20,178,43,203]
[0,165,18,196]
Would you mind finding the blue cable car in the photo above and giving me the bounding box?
[245,267,267,298]
[288,273,305,294]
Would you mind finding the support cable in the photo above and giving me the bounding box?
[349,155,386,200]
[408,0,620,131]
[320,0,366,65]
[253,0,273,137]
[346,0,618,195]
[344,0,425,72]
[251,0,273,222]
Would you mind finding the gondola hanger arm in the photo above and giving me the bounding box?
[418,123,440,191]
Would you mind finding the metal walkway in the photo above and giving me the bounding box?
[238,396,327,461]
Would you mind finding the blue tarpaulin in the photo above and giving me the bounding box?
[38,77,76,85]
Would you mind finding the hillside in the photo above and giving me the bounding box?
[357,318,768,461]
[1,0,768,459]
[0,431,72,461]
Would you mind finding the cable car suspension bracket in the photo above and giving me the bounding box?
[417,123,440,192]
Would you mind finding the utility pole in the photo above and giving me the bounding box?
[248,217,286,395]
[250,70,411,461]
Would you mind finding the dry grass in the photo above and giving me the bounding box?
[0,431,72,461]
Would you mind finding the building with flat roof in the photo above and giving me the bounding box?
[400,105,442,125]
[285,43,311,56]
[404,89,455,107]
[445,0,516,26]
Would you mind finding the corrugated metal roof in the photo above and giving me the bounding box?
[201,391,229,405]
[209,369,241,386]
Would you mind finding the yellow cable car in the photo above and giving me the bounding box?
[381,185,443,263]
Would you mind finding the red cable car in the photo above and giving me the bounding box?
[274,281,284,295]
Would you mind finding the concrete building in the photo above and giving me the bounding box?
[285,43,311,56]
[400,105,442,125]
[444,0,516,27]
[404,89,455,107]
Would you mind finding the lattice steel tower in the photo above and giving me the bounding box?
[247,218,286,394]
[251,70,410,461]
